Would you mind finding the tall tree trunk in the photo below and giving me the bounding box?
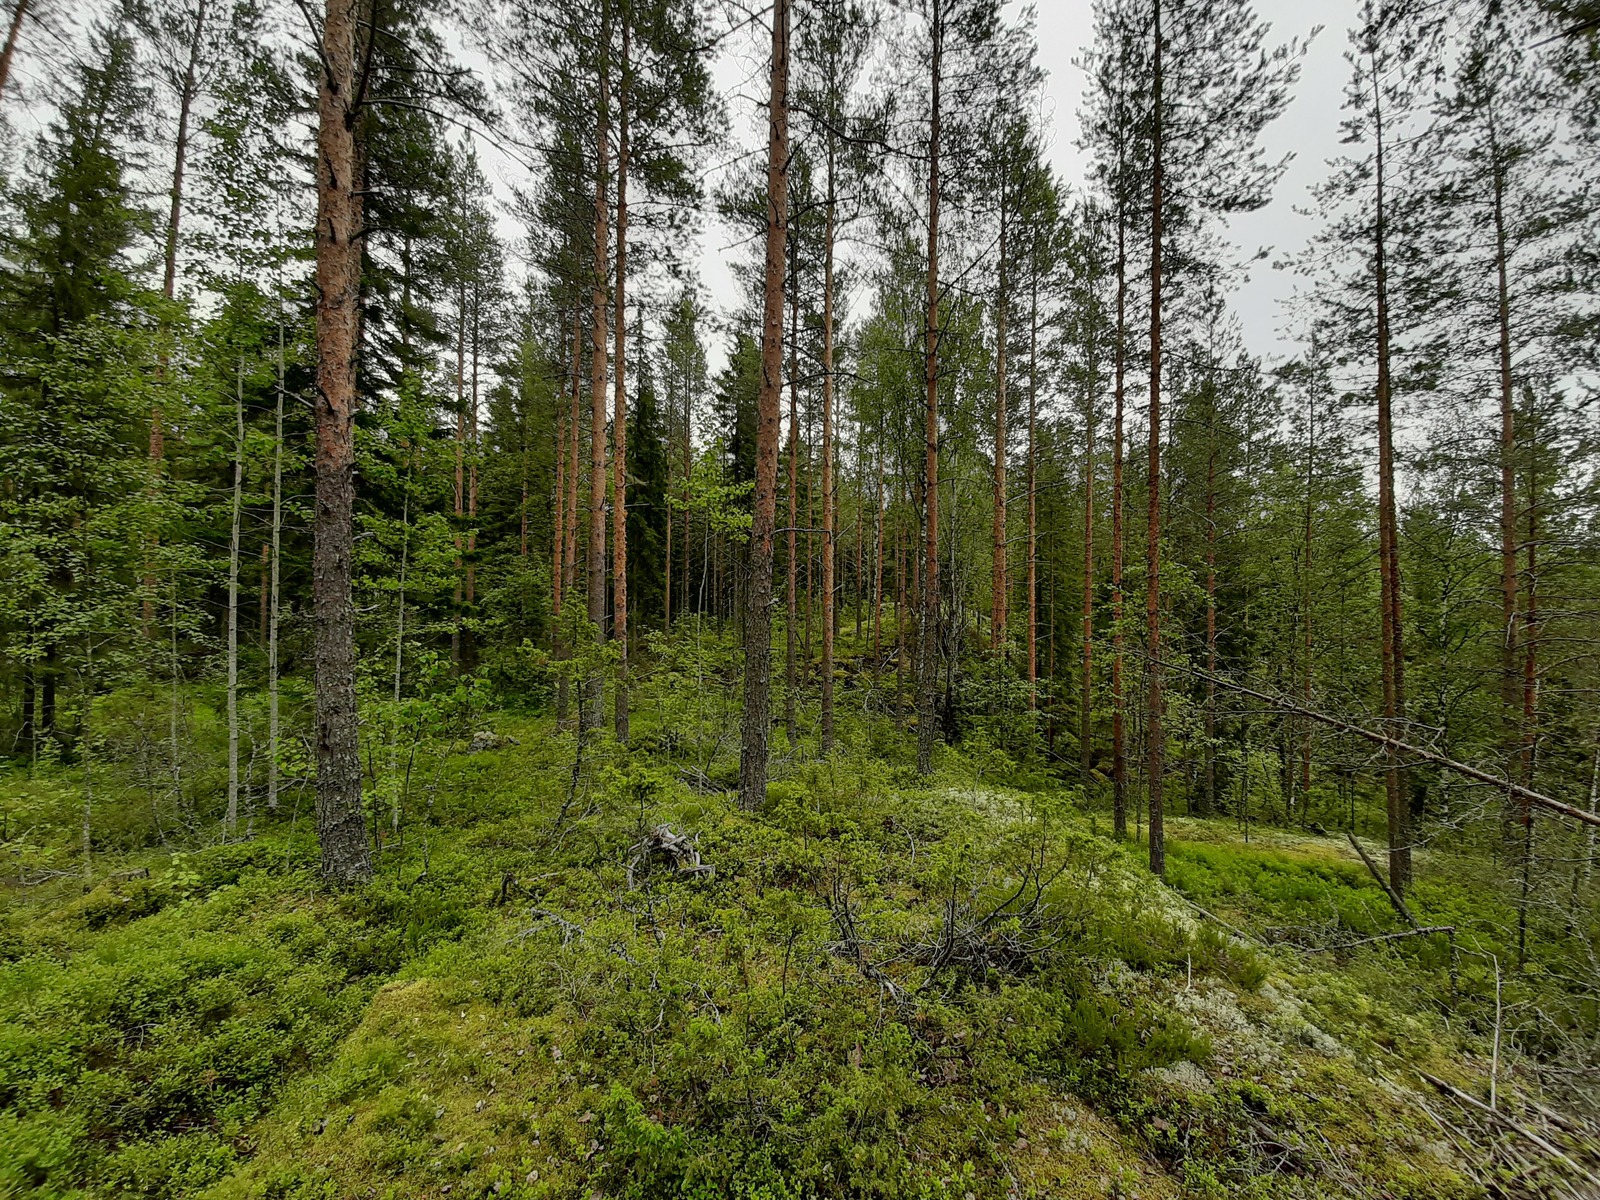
[145,0,211,638]
[0,0,28,101]
[1111,150,1128,838]
[991,195,1008,655]
[585,10,612,733]
[453,283,466,666]
[738,0,789,811]
[1028,257,1038,708]
[466,284,480,667]
[1517,462,1539,967]
[225,353,243,838]
[917,0,943,776]
[268,304,283,811]
[1203,418,1217,817]
[785,245,800,749]
[1372,56,1411,895]
[312,0,373,884]
[1300,379,1315,815]
[612,16,631,742]
[1146,0,1166,877]
[559,308,582,724]
[872,445,884,672]
[820,137,837,753]
[1080,360,1095,782]
[1492,119,1519,826]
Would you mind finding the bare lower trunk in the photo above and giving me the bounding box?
[1146,0,1166,877]
[225,355,243,838]
[1372,59,1410,895]
[738,0,789,811]
[1080,371,1095,781]
[917,0,943,777]
[585,15,611,732]
[785,253,800,748]
[268,307,283,811]
[1028,262,1038,708]
[612,24,631,742]
[820,138,837,753]
[1111,166,1128,838]
[312,0,373,884]
[991,198,1008,656]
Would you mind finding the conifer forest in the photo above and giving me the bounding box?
[3,0,1600,1194]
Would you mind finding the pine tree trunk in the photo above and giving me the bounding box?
[738,0,789,811]
[1372,58,1411,895]
[268,308,283,811]
[1111,170,1128,838]
[1517,465,1538,967]
[1493,121,1519,826]
[466,285,480,667]
[785,252,800,749]
[917,0,943,777]
[1080,363,1095,782]
[1146,0,1166,877]
[558,308,582,724]
[0,0,28,101]
[453,283,466,666]
[1203,428,1217,817]
[612,20,631,742]
[312,0,372,884]
[820,136,837,754]
[1028,259,1038,709]
[225,354,243,838]
[585,12,612,733]
[145,0,211,638]
[992,197,1008,656]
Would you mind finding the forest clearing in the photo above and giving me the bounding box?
[1,0,1599,1195]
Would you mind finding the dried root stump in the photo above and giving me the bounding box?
[626,824,715,889]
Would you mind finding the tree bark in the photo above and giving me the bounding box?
[991,193,1008,656]
[1492,118,1519,822]
[1371,54,1411,895]
[1111,131,1128,839]
[585,8,612,732]
[225,353,243,839]
[0,0,28,102]
[1028,253,1038,708]
[1146,0,1166,877]
[1080,340,1095,783]
[268,305,283,811]
[738,0,789,811]
[917,0,943,777]
[312,0,373,884]
[145,0,211,638]
[820,136,837,753]
[612,14,631,742]
[785,237,800,749]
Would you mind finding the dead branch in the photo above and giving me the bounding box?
[512,906,587,946]
[1418,1071,1600,1191]
[1155,657,1600,830]
[626,824,715,890]
[1304,925,1455,953]
[1346,832,1420,929]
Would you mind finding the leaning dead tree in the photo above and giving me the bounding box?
[1166,660,1600,830]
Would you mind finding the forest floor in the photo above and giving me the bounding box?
[3,683,1598,1199]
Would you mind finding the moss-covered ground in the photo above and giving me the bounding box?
[2,676,1594,1198]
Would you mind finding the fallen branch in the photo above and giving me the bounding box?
[1418,1071,1600,1191]
[626,825,715,890]
[1346,831,1419,929]
[1305,925,1454,953]
[512,906,586,946]
[1153,657,1600,830]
